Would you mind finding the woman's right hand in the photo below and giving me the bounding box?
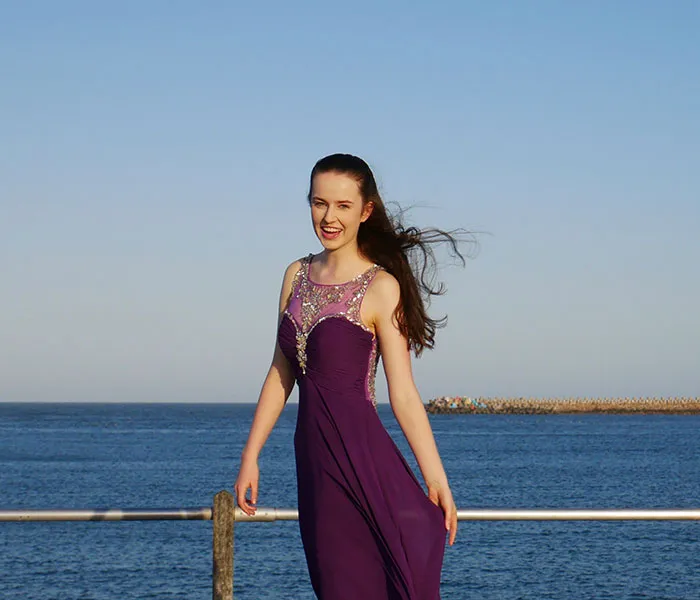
[234,457,260,516]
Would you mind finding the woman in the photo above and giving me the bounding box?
[235,153,462,599]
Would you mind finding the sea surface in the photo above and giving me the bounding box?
[0,403,698,600]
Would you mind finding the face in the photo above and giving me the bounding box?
[310,171,373,250]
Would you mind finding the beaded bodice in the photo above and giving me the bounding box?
[282,254,382,406]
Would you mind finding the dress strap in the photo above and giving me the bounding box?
[304,253,314,281]
[289,255,313,298]
[355,264,382,305]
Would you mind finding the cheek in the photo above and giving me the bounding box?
[310,206,321,224]
[352,209,367,227]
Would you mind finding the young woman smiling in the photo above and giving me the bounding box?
[235,153,466,599]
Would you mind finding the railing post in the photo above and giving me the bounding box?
[212,490,234,600]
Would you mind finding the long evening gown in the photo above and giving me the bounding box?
[277,255,446,599]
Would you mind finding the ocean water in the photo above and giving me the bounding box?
[0,403,698,600]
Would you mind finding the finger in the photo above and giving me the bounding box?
[443,505,452,531]
[241,482,256,515]
[235,483,250,514]
[449,513,458,545]
[242,482,257,515]
[251,480,258,506]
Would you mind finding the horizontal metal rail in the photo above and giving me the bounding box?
[4,496,700,600]
[2,507,700,522]
[455,509,700,521]
[228,508,700,521]
[0,508,213,522]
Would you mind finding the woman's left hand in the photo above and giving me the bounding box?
[428,480,458,546]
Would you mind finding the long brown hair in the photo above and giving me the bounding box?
[308,153,475,355]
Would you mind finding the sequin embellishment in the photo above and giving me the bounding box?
[284,255,382,406]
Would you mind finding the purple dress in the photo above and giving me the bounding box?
[277,255,446,599]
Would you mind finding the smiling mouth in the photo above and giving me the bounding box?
[320,226,342,239]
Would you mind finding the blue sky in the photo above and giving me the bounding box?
[2,1,698,402]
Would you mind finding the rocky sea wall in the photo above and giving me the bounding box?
[426,396,700,414]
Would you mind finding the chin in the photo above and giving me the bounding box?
[319,238,343,250]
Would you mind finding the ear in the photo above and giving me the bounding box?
[361,201,374,223]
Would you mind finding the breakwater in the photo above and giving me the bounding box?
[426,396,700,414]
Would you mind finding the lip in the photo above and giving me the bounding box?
[320,226,342,240]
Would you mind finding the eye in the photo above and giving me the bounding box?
[339,204,351,210]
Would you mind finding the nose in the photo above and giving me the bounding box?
[322,205,337,223]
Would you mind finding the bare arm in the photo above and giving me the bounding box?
[363,271,458,544]
[234,260,300,514]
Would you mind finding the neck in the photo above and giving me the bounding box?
[320,241,363,270]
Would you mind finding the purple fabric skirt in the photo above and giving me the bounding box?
[279,315,445,599]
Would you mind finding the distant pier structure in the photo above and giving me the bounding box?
[426,396,700,415]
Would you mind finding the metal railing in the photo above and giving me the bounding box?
[7,507,700,523]
[2,491,699,599]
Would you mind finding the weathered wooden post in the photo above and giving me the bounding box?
[213,490,235,600]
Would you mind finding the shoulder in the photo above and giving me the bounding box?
[365,269,401,313]
[280,257,305,293]
[278,255,309,309]
[283,258,303,280]
[282,254,311,281]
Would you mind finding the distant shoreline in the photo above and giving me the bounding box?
[426,396,700,415]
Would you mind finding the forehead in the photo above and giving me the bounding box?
[311,172,362,202]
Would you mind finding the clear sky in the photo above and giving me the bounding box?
[2,1,698,403]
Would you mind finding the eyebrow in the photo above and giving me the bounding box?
[312,196,354,204]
